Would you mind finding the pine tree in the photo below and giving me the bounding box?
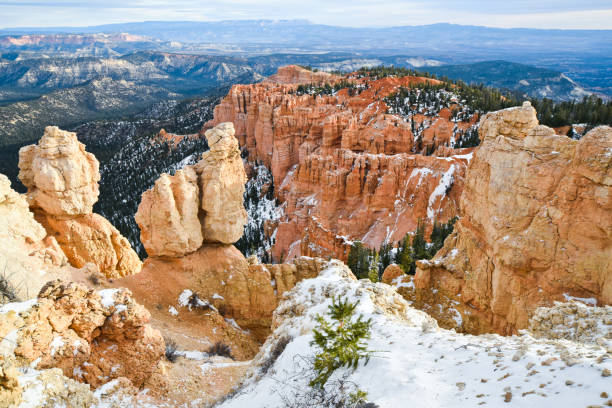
[310,296,372,388]
[368,253,380,283]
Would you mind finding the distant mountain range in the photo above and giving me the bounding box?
[0,20,610,153]
[422,61,592,101]
[1,20,610,96]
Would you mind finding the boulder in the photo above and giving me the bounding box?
[0,280,165,389]
[381,264,404,285]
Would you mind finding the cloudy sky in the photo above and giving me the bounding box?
[1,0,611,30]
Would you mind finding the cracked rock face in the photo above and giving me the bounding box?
[414,103,612,335]
[18,126,141,278]
[0,280,164,390]
[136,122,247,257]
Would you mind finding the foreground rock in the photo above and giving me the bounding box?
[0,280,164,407]
[219,260,612,408]
[207,65,477,261]
[0,173,72,302]
[413,103,612,334]
[18,126,141,278]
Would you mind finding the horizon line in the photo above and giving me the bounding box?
[1,19,611,32]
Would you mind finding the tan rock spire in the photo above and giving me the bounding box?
[18,126,141,278]
[129,122,321,344]
[19,126,100,216]
[135,122,247,257]
[197,122,248,244]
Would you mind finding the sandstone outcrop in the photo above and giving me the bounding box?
[0,173,69,302]
[18,126,141,278]
[264,65,340,85]
[381,264,405,285]
[413,103,612,334]
[136,122,247,256]
[0,280,164,390]
[0,358,95,408]
[121,245,324,342]
[128,122,323,354]
[528,301,612,350]
[207,66,478,261]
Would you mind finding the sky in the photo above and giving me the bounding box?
[1,0,611,30]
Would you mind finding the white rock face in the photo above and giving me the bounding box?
[0,174,68,301]
[219,261,612,408]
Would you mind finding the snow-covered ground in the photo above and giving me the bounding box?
[220,261,612,408]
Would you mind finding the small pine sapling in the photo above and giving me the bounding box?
[310,296,373,389]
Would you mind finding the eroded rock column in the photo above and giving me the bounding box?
[18,126,141,278]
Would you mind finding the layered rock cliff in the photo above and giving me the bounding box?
[18,126,141,278]
[412,102,612,334]
[207,66,478,260]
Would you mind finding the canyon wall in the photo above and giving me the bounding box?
[413,102,612,334]
[207,65,478,260]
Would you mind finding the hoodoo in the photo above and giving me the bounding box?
[207,66,478,261]
[128,122,323,349]
[18,126,141,278]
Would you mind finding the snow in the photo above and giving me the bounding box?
[98,289,120,308]
[225,318,248,334]
[0,329,19,356]
[562,293,597,306]
[449,152,474,162]
[114,304,127,313]
[178,289,193,307]
[0,299,37,315]
[179,350,209,360]
[392,275,414,290]
[427,164,455,220]
[219,261,612,408]
[15,368,46,408]
[49,335,64,356]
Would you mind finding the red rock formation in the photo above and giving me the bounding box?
[264,65,340,85]
[207,66,478,260]
[413,103,612,335]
